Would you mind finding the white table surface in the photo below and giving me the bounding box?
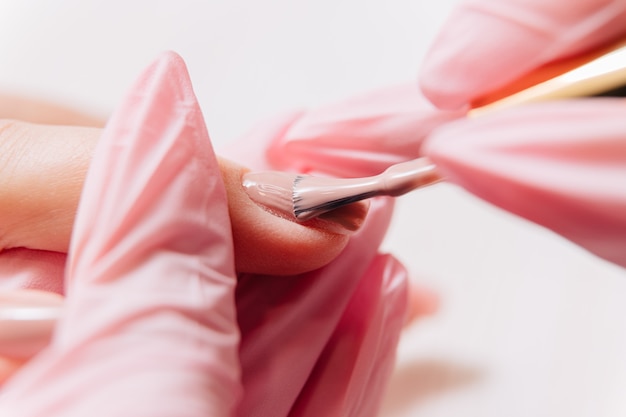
[1,2,625,416]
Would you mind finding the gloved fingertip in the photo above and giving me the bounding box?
[418,76,470,112]
[419,4,552,110]
[419,45,474,111]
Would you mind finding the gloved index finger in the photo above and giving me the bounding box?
[419,0,626,110]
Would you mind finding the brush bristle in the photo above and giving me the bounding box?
[243,170,371,230]
[293,175,377,221]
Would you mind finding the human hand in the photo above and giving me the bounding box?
[0,52,437,416]
[416,0,626,267]
[0,121,354,276]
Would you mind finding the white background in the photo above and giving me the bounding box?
[1,1,625,416]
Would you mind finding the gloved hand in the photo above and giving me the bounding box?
[248,0,626,268]
[417,0,626,267]
[420,0,626,110]
[0,52,437,416]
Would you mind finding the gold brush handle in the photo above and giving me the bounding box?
[469,39,626,117]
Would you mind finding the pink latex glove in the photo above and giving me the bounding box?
[420,0,626,110]
[261,84,464,178]
[0,52,428,416]
[423,101,626,267]
[416,0,626,268]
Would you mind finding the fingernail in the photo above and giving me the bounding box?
[242,171,369,234]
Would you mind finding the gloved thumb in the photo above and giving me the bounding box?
[0,52,241,416]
